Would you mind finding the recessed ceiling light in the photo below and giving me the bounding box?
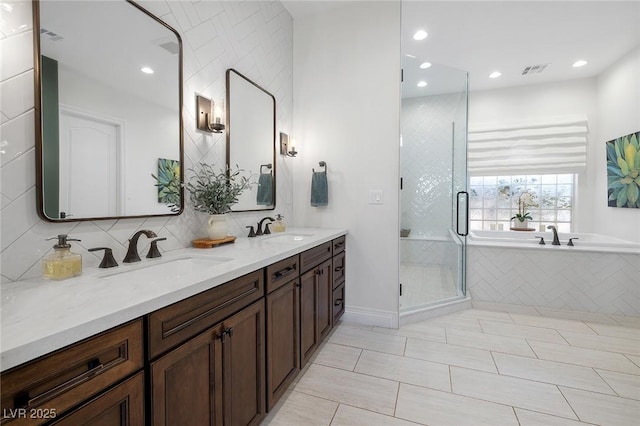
[572,60,588,68]
[141,67,154,74]
[489,71,502,79]
[419,62,432,69]
[413,30,428,41]
[417,81,428,87]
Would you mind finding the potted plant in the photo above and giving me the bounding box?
[185,163,252,239]
[511,190,538,230]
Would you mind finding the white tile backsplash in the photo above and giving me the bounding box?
[0,0,293,283]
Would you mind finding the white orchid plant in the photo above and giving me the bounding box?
[511,190,538,222]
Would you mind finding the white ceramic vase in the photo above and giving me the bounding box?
[207,214,229,240]
[512,219,529,229]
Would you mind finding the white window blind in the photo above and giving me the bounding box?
[468,115,588,176]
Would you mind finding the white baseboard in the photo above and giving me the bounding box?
[399,295,472,326]
[342,306,398,328]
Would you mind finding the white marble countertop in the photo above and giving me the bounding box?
[1,227,347,372]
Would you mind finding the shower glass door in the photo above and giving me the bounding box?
[399,62,468,313]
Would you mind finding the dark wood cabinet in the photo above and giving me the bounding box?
[50,372,144,426]
[151,300,265,426]
[266,277,300,410]
[300,259,332,367]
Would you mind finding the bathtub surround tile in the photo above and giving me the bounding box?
[395,383,519,426]
[293,364,398,415]
[492,352,614,394]
[405,337,498,373]
[528,340,640,375]
[595,369,640,400]
[328,326,406,356]
[479,320,568,344]
[261,391,337,425]
[331,404,419,426]
[585,322,640,340]
[450,367,578,419]
[559,330,640,356]
[510,313,596,333]
[446,328,537,357]
[311,343,362,371]
[560,386,640,426]
[514,409,596,426]
[354,350,451,392]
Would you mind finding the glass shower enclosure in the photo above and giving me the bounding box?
[399,61,469,313]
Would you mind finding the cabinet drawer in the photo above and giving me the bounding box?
[332,235,346,255]
[49,372,144,425]
[147,270,264,359]
[333,251,345,289]
[300,242,332,273]
[266,255,299,294]
[332,283,345,324]
[0,320,143,426]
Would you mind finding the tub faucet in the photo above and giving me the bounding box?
[547,225,561,246]
[124,229,157,263]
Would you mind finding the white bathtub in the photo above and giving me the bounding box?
[469,230,640,254]
[467,230,640,316]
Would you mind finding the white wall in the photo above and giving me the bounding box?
[292,2,401,327]
[0,0,293,282]
[469,78,599,234]
[594,46,640,243]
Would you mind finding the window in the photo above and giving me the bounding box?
[469,174,574,233]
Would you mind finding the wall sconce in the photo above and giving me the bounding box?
[280,132,297,157]
[196,94,225,133]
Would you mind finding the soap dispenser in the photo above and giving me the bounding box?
[273,214,286,232]
[42,234,83,280]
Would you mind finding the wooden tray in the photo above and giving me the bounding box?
[192,236,236,248]
[510,227,535,232]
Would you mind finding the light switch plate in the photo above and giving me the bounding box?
[369,190,384,204]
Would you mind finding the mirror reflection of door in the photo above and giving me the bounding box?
[58,108,122,218]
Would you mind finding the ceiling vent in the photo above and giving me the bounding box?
[40,28,64,41]
[521,64,548,75]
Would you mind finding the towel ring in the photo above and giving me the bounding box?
[260,163,273,174]
[313,161,327,173]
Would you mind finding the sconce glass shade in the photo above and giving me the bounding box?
[197,94,225,133]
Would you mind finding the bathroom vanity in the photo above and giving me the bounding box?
[0,229,347,425]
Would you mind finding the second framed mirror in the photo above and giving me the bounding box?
[226,69,276,212]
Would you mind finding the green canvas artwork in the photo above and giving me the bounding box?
[606,131,640,208]
[154,158,181,206]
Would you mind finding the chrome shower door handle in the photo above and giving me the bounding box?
[456,191,469,236]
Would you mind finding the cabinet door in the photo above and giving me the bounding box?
[222,300,266,426]
[49,372,144,426]
[299,268,318,367]
[266,279,300,410]
[317,259,333,340]
[151,325,224,426]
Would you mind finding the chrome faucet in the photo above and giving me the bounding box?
[547,225,561,246]
[256,217,275,236]
[123,230,157,263]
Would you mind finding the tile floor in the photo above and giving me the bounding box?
[263,303,640,426]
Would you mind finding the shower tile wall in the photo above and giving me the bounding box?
[0,1,293,283]
[401,93,465,238]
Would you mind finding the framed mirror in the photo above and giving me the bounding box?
[34,0,183,221]
[226,69,276,212]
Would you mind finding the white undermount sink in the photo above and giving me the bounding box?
[261,233,314,244]
[98,256,232,282]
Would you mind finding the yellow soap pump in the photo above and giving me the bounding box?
[273,214,286,232]
[42,234,83,280]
